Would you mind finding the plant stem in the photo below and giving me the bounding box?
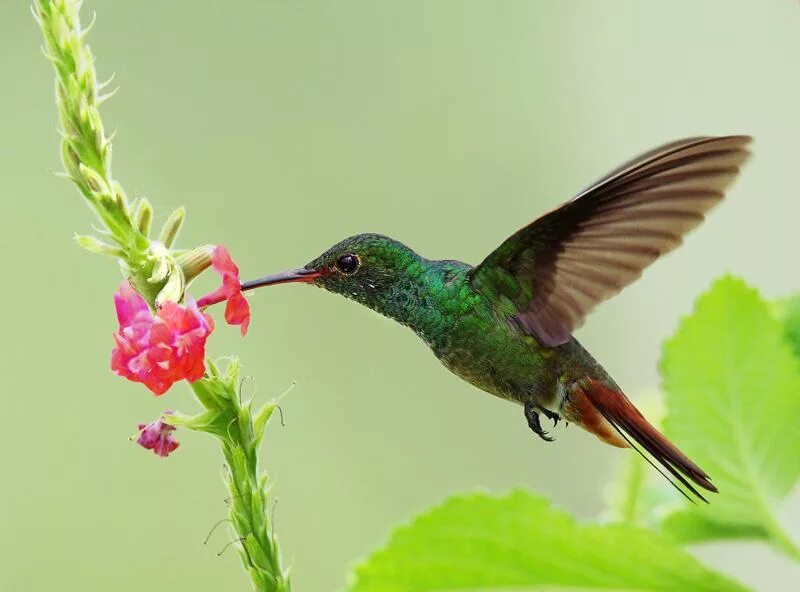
[619,451,646,525]
[35,0,182,305]
[188,365,292,591]
[35,0,140,250]
[36,1,293,589]
[220,424,291,590]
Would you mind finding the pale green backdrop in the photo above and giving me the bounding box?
[1,1,799,591]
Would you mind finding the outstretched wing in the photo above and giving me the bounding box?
[469,135,752,346]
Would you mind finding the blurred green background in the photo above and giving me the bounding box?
[2,1,800,590]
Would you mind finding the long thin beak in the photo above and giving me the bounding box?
[240,267,322,292]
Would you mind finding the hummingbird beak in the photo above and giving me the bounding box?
[240,267,322,292]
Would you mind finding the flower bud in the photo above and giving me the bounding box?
[175,245,214,285]
[111,180,130,217]
[61,141,81,181]
[78,163,110,196]
[147,242,170,282]
[156,265,186,307]
[158,207,185,248]
[75,234,124,258]
[133,198,154,237]
[149,256,169,284]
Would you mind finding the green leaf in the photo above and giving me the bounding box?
[347,491,747,592]
[659,276,800,557]
[660,511,768,544]
[774,294,800,359]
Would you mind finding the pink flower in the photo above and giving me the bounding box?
[137,413,179,457]
[196,246,250,335]
[111,281,213,395]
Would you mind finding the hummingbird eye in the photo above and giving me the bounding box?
[335,254,360,275]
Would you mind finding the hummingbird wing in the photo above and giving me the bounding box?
[469,135,752,346]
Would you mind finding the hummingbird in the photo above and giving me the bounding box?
[242,136,751,501]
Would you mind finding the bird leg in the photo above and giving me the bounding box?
[524,400,555,442]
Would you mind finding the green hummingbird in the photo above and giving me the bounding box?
[243,136,751,501]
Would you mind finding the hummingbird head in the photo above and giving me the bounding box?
[241,232,470,345]
[242,233,425,313]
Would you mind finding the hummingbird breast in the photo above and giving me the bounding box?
[431,292,558,408]
[431,283,612,414]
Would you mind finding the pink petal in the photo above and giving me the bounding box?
[136,415,180,457]
[111,284,214,395]
[114,281,151,327]
[225,293,251,336]
[211,245,239,278]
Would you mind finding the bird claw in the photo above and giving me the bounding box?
[524,402,556,442]
[541,408,561,428]
[531,418,554,442]
[539,429,555,442]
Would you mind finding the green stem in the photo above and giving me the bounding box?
[619,452,646,525]
[37,1,293,589]
[188,371,292,592]
[36,0,136,244]
[36,0,167,296]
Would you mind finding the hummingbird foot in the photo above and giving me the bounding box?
[541,407,561,428]
[524,401,555,442]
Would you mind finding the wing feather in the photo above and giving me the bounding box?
[469,135,752,346]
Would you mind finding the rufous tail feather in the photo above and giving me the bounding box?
[565,378,716,502]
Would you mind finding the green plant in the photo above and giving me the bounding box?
[35,1,290,590]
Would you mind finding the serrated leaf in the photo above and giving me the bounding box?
[347,491,747,592]
[659,276,800,550]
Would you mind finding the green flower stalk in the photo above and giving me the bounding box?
[35,1,291,590]
[34,0,201,305]
[174,362,292,591]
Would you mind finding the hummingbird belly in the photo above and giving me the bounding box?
[433,310,564,411]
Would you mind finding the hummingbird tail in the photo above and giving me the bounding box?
[567,379,717,502]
